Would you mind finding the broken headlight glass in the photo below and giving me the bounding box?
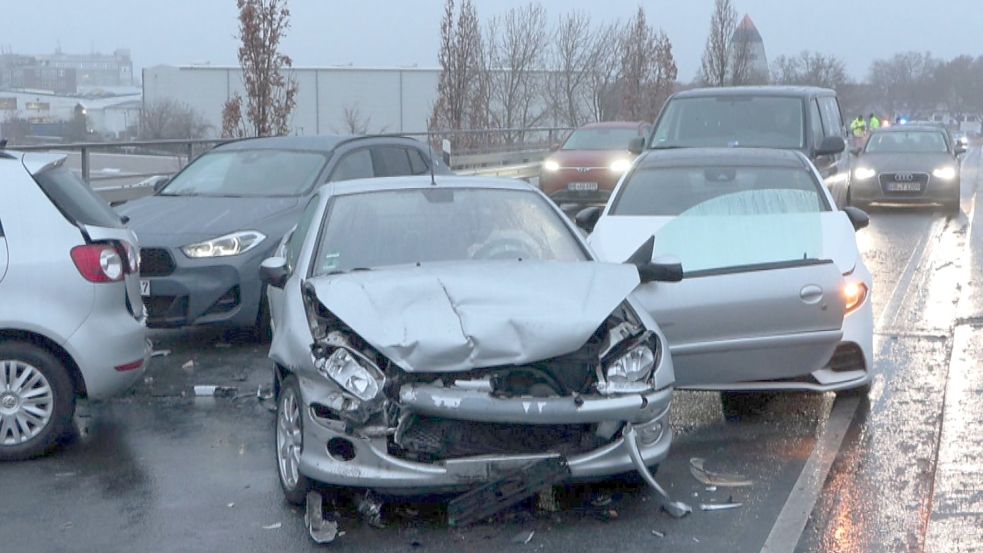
[601,344,655,393]
[316,348,385,402]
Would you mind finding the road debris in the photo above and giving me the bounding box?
[181,359,195,370]
[194,385,238,397]
[651,530,665,538]
[624,425,692,518]
[536,487,559,513]
[262,522,282,530]
[357,491,385,529]
[306,491,340,544]
[590,493,613,507]
[700,502,743,511]
[689,457,754,487]
[512,530,535,544]
[226,502,235,508]
[447,457,570,526]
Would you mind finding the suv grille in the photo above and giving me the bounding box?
[140,248,176,277]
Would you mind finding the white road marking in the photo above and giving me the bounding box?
[760,396,860,553]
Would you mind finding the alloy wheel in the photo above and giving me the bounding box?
[0,360,55,446]
[276,387,303,489]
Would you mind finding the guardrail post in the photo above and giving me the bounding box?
[80,146,90,182]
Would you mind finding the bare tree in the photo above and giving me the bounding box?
[868,51,940,115]
[699,0,737,86]
[141,100,211,139]
[486,3,550,143]
[545,11,594,126]
[771,51,848,90]
[584,23,622,122]
[221,0,298,138]
[429,0,488,147]
[339,104,371,135]
[618,7,677,121]
[729,30,754,85]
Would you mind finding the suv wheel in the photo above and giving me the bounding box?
[0,341,76,461]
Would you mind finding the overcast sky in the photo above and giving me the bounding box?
[2,0,982,81]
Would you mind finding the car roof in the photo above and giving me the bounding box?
[875,125,947,134]
[322,175,535,197]
[579,121,647,129]
[636,147,809,169]
[215,134,423,153]
[672,85,836,99]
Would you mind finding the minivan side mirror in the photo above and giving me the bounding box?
[575,205,603,233]
[843,206,869,231]
[625,236,684,283]
[628,136,646,155]
[259,256,289,289]
[815,136,846,157]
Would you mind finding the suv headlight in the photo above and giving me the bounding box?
[609,159,632,173]
[543,160,560,172]
[316,348,384,402]
[181,230,266,258]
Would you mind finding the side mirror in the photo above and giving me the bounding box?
[575,205,602,233]
[843,206,869,231]
[625,236,683,283]
[815,136,846,157]
[955,143,967,155]
[153,176,170,193]
[259,256,289,289]
[628,136,645,155]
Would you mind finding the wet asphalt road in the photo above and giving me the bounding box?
[2,148,982,552]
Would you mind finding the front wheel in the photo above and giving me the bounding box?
[276,374,313,505]
[0,341,76,461]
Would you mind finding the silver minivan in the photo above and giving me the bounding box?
[0,151,149,460]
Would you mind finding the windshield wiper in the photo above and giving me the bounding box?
[324,267,373,276]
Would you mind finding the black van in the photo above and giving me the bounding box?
[637,86,851,206]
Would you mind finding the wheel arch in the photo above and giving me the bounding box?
[0,329,87,398]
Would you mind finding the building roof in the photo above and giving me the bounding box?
[637,147,808,169]
[732,14,763,43]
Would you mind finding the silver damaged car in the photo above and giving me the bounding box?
[262,176,683,511]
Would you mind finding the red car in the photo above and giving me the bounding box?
[539,121,650,205]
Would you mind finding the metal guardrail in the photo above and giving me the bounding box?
[8,127,572,201]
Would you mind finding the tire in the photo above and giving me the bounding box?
[837,381,872,398]
[276,374,313,505]
[720,391,773,420]
[0,341,76,461]
[252,293,273,343]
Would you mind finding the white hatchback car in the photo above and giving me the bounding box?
[0,151,149,460]
[583,148,874,405]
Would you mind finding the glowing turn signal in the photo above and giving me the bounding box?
[843,282,868,315]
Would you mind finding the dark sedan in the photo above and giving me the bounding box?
[848,126,966,214]
[117,134,447,336]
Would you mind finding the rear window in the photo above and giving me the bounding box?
[33,166,122,228]
[653,96,806,149]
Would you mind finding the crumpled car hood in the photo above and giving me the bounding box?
[308,260,642,373]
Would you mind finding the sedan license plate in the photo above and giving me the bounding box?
[567,182,598,192]
[886,182,921,192]
[140,279,151,297]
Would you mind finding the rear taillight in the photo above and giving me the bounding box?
[71,244,125,283]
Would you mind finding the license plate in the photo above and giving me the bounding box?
[567,182,598,192]
[140,279,151,297]
[886,182,921,192]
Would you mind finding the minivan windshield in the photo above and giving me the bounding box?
[160,149,328,197]
[562,128,640,150]
[313,188,586,274]
[652,96,806,149]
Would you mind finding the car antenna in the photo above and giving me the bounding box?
[426,130,437,186]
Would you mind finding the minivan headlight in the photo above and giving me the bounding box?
[182,230,266,258]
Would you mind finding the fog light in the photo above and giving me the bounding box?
[635,420,664,445]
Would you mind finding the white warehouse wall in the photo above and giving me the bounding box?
[142,65,440,137]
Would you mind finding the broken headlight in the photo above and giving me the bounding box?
[316,348,385,402]
[599,344,656,394]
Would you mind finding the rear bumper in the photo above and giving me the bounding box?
[297,383,673,493]
[66,303,150,400]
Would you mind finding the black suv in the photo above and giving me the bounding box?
[637,86,851,206]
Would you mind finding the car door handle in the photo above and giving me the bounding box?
[800,285,824,305]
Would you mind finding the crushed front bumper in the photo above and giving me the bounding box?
[296,381,673,494]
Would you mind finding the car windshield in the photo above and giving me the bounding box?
[611,166,827,216]
[610,166,825,273]
[313,188,586,274]
[652,96,805,149]
[160,149,328,197]
[865,131,949,153]
[562,128,639,150]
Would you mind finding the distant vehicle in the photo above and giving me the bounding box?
[539,121,650,206]
[849,126,965,214]
[582,148,874,411]
[116,135,448,337]
[262,175,678,503]
[0,152,148,460]
[646,86,851,207]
